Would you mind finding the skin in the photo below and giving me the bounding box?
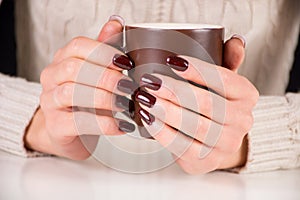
[25,20,129,160]
[25,20,259,173]
[140,39,258,174]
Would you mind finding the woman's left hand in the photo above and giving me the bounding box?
[135,37,259,174]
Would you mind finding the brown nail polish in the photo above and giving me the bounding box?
[117,79,137,94]
[118,120,135,133]
[135,90,156,108]
[115,95,134,110]
[113,54,135,70]
[140,74,162,90]
[166,56,189,71]
[138,108,155,125]
[122,102,135,119]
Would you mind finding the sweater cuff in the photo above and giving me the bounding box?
[0,73,45,157]
[237,94,300,173]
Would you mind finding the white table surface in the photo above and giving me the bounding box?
[0,150,299,200]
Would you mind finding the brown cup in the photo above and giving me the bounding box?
[124,23,224,138]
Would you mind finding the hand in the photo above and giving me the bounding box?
[25,18,137,160]
[136,36,259,174]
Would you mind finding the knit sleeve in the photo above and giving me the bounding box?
[0,73,44,157]
[237,93,300,173]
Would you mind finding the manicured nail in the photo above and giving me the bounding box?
[118,120,135,133]
[135,90,156,108]
[117,79,137,94]
[140,74,162,90]
[108,15,125,26]
[166,56,189,71]
[231,34,246,48]
[115,95,134,110]
[113,54,135,70]
[121,100,135,119]
[138,108,155,125]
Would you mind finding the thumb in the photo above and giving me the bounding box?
[223,34,246,73]
[97,15,124,47]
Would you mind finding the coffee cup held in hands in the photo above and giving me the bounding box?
[123,23,224,138]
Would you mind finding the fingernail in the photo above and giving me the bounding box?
[121,101,135,119]
[117,79,137,94]
[231,34,246,48]
[166,56,189,71]
[113,54,135,70]
[140,74,162,90]
[118,120,135,133]
[138,108,155,125]
[115,95,134,110]
[108,15,125,26]
[135,90,156,108]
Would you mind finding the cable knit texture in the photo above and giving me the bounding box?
[0,74,42,157]
[15,0,300,96]
[235,94,300,173]
[0,0,299,173]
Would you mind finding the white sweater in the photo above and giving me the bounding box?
[0,0,299,173]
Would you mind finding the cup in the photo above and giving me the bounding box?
[124,23,224,138]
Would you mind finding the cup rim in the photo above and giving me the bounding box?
[126,23,223,30]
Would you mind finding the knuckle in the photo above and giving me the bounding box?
[242,78,259,102]
[98,69,113,88]
[250,87,259,105]
[53,48,63,61]
[97,90,111,109]
[55,83,74,106]
[197,118,214,143]
[68,36,86,51]
[200,93,213,114]
[165,83,178,103]
[60,58,80,80]
[195,120,206,141]
[239,75,248,83]
[239,76,253,93]
[40,67,50,87]
[164,100,176,117]
[221,70,230,86]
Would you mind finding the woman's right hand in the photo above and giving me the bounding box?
[25,19,136,160]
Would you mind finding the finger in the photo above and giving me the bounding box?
[139,115,218,163]
[41,82,134,112]
[97,15,124,47]
[48,111,135,138]
[168,55,256,100]
[140,73,233,124]
[139,97,249,153]
[138,99,228,148]
[223,35,245,73]
[53,37,133,71]
[41,57,137,93]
